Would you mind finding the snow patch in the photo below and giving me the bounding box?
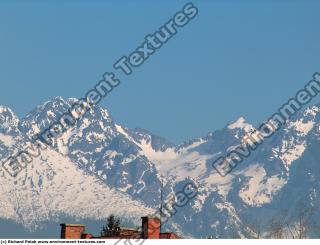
[180,139,206,152]
[0,134,15,147]
[238,164,286,207]
[115,124,131,139]
[303,106,320,117]
[138,139,178,163]
[273,141,306,170]
[288,120,314,136]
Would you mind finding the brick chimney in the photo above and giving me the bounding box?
[60,224,85,239]
[141,216,161,239]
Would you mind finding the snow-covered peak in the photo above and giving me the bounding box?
[0,105,16,117]
[227,116,253,132]
[25,97,69,118]
[0,105,20,133]
[0,105,10,114]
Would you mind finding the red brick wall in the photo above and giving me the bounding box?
[82,234,93,239]
[60,224,85,239]
[169,233,179,239]
[141,217,161,239]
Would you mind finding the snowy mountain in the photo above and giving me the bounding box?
[1,97,320,238]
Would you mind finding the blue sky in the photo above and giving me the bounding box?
[0,0,319,143]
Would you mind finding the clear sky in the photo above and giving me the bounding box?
[0,0,319,143]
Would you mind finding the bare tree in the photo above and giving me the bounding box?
[242,217,262,239]
[285,202,314,239]
[269,199,318,239]
[268,216,285,239]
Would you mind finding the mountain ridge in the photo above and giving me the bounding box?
[1,97,320,238]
